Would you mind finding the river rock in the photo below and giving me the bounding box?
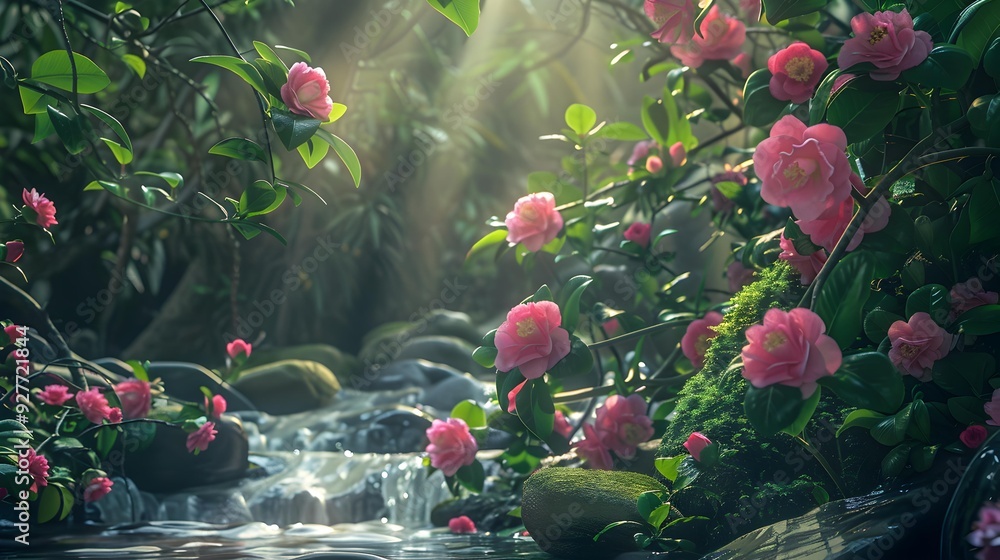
[419,374,492,412]
[232,360,341,415]
[242,344,362,385]
[126,414,249,493]
[521,467,669,559]
[144,361,258,411]
[394,336,489,377]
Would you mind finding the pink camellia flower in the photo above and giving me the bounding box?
[624,222,652,248]
[205,394,227,418]
[797,174,890,252]
[768,43,829,104]
[594,394,654,459]
[951,279,999,317]
[670,7,746,69]
[753,115,852,221]
[114,378,151,419]
[36,384,73,406]
[5,241,24,263]
[574,423,614,470]
[887,312,951,381]
[553,410,573,439]
[4,324,22,344]
[22,188,58,229]
[987,390,1000,427]
[449,515,477,534]
[741,308,843,398]
[645,155,664,174]
[968,502,1000,557]
[76,387,112,424]
[668,142,686,167]
[280,62,334,121]
[107,407,123,424]
[83,477,113,503]
[961,425,989,449]
[186,421,218,454]
[644,0,696,45]
[728,261,755,293]
[681,311,724,369]
[778,234,828,285]
[425,418,478,476]
[837,9,932,81]
[506,380,525,413]
[627,140,655,168]
[226,339,252,360]
[505,192,564,252]
[24,448,49,493]
[603,317,621,336]
[494,301,571,379]
[683,432,712,462]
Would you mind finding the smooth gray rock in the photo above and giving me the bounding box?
[232,360,341,415]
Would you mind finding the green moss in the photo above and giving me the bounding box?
[658,262,878,546]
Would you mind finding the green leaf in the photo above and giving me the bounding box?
[819,352,904,413]
[814,251,876,348]
[761,0,829,24]
[135,171,183,190]
[451,400,487,428]
[969,96,1000,147]
[743,69,789,127]
[933,352,995,396]
[467,230,508,262]
[968,177,1000,242]
[83,104,132,163]
[121,54,146,78]
[271,108,321,151]
[952,304,1000,335]
[655,456,683,483]
[515,377,555,440]
[31,50,110,94]
[0,55,16,88]
[274,45,311,63]
[548,335,594,378]
[557,275,593,335]
[296,136,330,169]
[595,121,647,141]
[565,103,597,136]
[661,86,697,150]
[254,58,288,99]
[902,45,975,89]
[881,443,915,478]
[454,460,485,493]
[239,180,280,216]
[208,137,268,163]
[837,408,886,437]
[85,180,126,196]
[32,112,53,143]
[744,383,808,436]
[647,503,674,530]
[956,0,1000,63]
[46,104,88,155]
[230,220,287,245]
[827,80,900,144]
[780,388,821,436]
[863,309,904,344]
[949,396,988,424]
[496,369,525,413]
[904,283,950,324]
[316,129,362,187]
[191,55,267,97]
[424,0,480,35]
[637,491,665,523]
[95,425,117,458]
[472,338,498,369]
[870,404,912,447]
[641,95,671,146]
[253,41,288,71]
[19,86,57,115]
[275,179,327,205]
[102,138,133,164]
[37,484,73,523]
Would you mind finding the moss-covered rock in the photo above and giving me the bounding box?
[232,359,340,415]
[521,467,667,559]
[241,344,361,385]
[658,262,881,546]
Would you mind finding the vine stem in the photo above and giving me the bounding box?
[55,0,80,111]
[588,317,691,349]
[794,434,846,498]
[196,0,277,183]
[808,118,973,308]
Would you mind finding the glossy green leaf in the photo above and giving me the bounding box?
[271,108,320,151]
[827,80,900,144]
[949,396,989,424]
[744,383,807,436]
[956,0,1000,62]
[296,136,330,169]
[870,404,912,447]
[37,484,73,523]
[19,86,57,115]
[316,129,362,187]
[451,400,487,428]
[565,103,597,136]
[819,352,904,413]
[424,0,480,35]
[761,0,829,24]
[595,121,647,140]
[743,69,789,127]
[814,250,876,348]
[780,388,821,436]
[548,335,594,378]
[837,408,886,437]
[902,45,975,89]
[46,104,88,154]
[904,283,950,324]
[121,53,145,78]
[208,137,268,163]
[932,352,995,396]
[968,177,1000,242]
[253,41,288,71]
[455,459,485,492]
[515,377,555,440]
[952,304,1000,335]
[557,275,593,335]
[191,55,267,97]
[31,50,110,93]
